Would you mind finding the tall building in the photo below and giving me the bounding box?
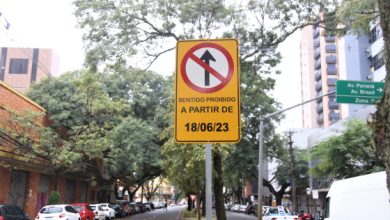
[368,21,385,81]
[0,47,59,93]
[300,25,371,128]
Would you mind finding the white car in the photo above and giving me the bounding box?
[262,206,299,220]
[96,203,115,219]
[36,205,80,220]
[89,205,105,220]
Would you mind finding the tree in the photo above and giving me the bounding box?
[143,177,164,201]
[373,0,390,195]
[311,119,384,179]
[74,0,338,218]
[3,111,82,190]
[27,67,167,200]
[333,0,390,194]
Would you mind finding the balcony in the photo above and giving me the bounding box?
[315,81,323,91]
[313,38,320,48]
[315,59,321,70]
[327,78,337,86]
[325,36,336,42]
[314,47,321,59]
[317,114,324,125]
[313,28,320,39]
[316,104,323,113]
[326,44,336,53]
[327,65,337,75]
[315,70,322,81]
[316,92,323,103]
[326,55,337,64]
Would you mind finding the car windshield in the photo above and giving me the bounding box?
[40,207,63,214]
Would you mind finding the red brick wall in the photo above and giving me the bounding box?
[24,172,40,218]
[0,82,45,116]
[0,167,11,203]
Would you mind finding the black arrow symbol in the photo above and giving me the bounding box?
[200,50,216,86]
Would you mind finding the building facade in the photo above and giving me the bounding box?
[0,81,97,218]
[0,47,59,93]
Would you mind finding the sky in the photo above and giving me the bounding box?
[0,0,303,130]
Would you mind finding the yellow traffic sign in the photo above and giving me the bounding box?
[175,39,240,143]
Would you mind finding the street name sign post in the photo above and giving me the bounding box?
[336,80,384,104]
[175,39,240,220]
[175,39,240,143]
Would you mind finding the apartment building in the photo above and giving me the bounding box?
[300,24,373,128]
[0,47,59,93]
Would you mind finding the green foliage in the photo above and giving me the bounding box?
[26,66,166,191]
[48,191,61,205]
[336,0,378,35]
[311,120,384,179]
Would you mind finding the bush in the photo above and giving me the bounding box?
[48,191,61,205]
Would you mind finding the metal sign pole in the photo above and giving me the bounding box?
[206,143,212,220]
[257,120,264,220]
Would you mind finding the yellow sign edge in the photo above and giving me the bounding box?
[174,39,241,144]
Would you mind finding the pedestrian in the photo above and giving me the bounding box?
[164,202,168,211]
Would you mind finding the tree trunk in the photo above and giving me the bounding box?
[373,0,390,195]
[213,150,227,220]
[187,194,193,211]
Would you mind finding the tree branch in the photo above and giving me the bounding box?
[142,47,175,71]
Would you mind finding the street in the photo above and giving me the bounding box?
[125,206,183,220]
[121,205,257,220]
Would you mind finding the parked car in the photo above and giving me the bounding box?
[152,202,164,209]
[142,203,152,211]
[70,203,95,220]
[135,203,147,213]
[0,204,30,220]
[114,201,131,216]
[36,205,80,220]
[245,204,256,215]
[95,204,114,219]
[107,204,125,218]
[230,204,240,212]
[89,205,105,220]
[238,205,248,213]
[262,206,299,220]
[129,203,139,214]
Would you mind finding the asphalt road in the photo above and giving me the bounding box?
[121,206,257,220]
[124,206,184,220]
[225,211,257,220]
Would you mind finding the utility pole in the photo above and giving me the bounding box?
[285,131,297,212]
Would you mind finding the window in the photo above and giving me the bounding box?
[327,64,337,75]
[323,197,330,218]
[371,51,384,70]
[370,24,383,43]
[326,45,336,53]
[9,58,29,74]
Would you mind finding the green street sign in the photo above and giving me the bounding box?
[336,80,384,104]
